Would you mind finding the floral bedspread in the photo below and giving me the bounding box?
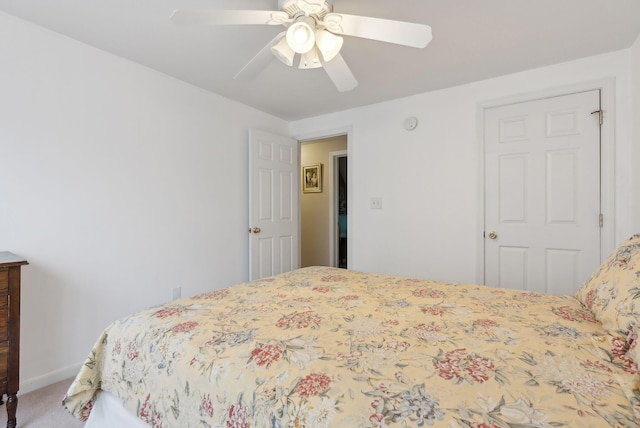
[64,266,640,427]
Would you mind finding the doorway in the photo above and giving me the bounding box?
[333,152,348,268]
[300,135,348,268]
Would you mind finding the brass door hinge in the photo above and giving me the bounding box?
[599,213,604,228]
[591,110,603,125]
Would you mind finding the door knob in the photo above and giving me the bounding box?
[488,231,498,240]
[250,227,261,234]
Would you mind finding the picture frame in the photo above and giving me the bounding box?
[302,163,323,193]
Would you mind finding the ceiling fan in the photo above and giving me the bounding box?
[171,0,432,92]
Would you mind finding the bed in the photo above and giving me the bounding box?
[63,234,640,427]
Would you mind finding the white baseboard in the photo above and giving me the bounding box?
[19,362,83,395]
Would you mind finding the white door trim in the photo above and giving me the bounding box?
[294,126,353,269]
[328,150,348,267]
[475,78,616,285]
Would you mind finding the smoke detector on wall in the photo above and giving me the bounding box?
[404,117,418,131]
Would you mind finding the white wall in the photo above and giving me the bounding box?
[291,49,635,284]
[632,34,640,232]
[0,12,288,392]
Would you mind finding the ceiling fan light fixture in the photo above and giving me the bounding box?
[315,29,343,62]
[271,37,296,66]
[298,45,322,69]
[286,19,316,54]
[173,2,431,93]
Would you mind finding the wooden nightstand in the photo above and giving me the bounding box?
[0,253,28,428]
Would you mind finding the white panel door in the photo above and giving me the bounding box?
[249,129,299,280]
[484,90,601,294]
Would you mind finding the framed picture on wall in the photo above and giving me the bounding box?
[302,163,322,193]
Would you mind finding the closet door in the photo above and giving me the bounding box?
[484,90,601,295]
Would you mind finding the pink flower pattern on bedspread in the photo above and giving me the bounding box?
[63,266,640,427]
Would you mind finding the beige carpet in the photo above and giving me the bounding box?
[0,378,84,427]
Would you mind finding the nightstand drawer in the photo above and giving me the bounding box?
[0,270,7,294]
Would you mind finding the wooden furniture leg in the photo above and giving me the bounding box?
[6,393,17,428]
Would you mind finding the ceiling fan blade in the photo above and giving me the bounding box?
[234,32,286,81]
[323,13,432,48]
[322,53,358,92]
[171,10,289,26]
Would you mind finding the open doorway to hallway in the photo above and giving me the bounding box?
[300,135,348,268]
[336,154,347,268]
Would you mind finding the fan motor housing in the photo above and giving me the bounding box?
[279,0,333,19]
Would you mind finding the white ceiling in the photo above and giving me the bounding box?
[2,0,640,120]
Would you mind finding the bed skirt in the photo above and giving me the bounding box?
[85,390,150,428]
